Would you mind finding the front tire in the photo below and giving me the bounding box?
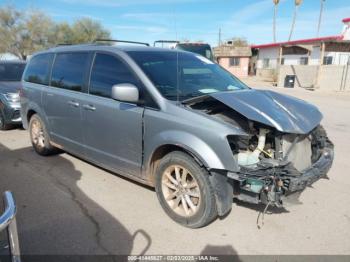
[155,151,218,228]
[29,114,57,156]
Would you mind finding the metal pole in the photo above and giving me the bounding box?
[317,0,325,37]
[273,5,277,42]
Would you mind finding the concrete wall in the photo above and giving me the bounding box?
[277,65,350,91]
[319,65,350,91]
[278,65,318,88]
[218,57,250,78]
[256,68,277,81]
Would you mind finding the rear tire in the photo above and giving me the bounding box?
[155,151,218,228]
[29,114,57,156]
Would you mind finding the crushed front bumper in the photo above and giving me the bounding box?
[286,146,334,192]
[229,138,334,206]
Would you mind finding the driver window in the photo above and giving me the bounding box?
[89,53,138,98]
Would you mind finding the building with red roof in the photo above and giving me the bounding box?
[249,18,350,90]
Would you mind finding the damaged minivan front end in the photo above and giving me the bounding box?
[184,89,334,208]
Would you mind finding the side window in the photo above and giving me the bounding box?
[323,56,333,65]
[300,57,309,65]
[229,57,240,67]
[90,53,138,98]
[24,53,53,85]
[263,58,270,68]
[51,53,89,92]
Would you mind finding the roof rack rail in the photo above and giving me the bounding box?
[154,40,180,47]
[94,39,150,46]
[55,43,72,47]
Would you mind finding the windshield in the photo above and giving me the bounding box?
[176,44,214,60]
[0,63,26,81]
[128,51,248,101]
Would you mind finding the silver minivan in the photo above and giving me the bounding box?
[20,43,334,228]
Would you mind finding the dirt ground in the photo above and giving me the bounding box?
[0,81,349,256]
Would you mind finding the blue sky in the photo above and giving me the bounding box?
[2,0,350,46]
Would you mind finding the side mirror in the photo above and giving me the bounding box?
[111,84,139,104]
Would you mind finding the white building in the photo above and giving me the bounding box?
[251,18,350,90]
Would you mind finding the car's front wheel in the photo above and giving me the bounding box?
[155,151,218,228]
[29,114,57,156]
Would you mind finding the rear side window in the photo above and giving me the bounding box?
[24,54,53,85]
[89,53,138,98]
[51,53,89,92]
[0,63,25,81]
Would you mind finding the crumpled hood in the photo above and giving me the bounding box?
[0,81,21,94]
[209,89,322,134]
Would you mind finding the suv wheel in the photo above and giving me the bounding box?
[29,114,57,156]
[155,151,218,228]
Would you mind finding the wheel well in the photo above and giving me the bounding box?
[147,144,204,185]
[27,110,36,122]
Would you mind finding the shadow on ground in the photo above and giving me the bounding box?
[0,143,151,257]
[201,245,241,262]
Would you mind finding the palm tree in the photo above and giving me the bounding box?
[317,0,326,37]
[273,0,280,42]
[288,0,303,41]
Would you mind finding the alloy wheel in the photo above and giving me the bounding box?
[161,165,201,217]
[31,119,45,149]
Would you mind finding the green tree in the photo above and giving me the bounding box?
[71,18,110,44]
[0,5,26,59]
[0,5,111,60]
[49,22,74,45]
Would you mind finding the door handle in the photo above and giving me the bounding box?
[67,101,80,107]
[83,104,96,111]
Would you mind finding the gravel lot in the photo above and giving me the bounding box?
[0,84,349,256]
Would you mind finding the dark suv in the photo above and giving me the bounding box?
[20,43,333,228]
[0,61,26,130]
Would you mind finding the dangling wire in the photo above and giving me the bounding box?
[257,201,271,229]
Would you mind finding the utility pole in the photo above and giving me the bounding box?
[288,0,303,41]
[317,0,325,37]
[273,0,280,43]
[218,28,222,46]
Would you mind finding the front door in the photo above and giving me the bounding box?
[81,52,144,177]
